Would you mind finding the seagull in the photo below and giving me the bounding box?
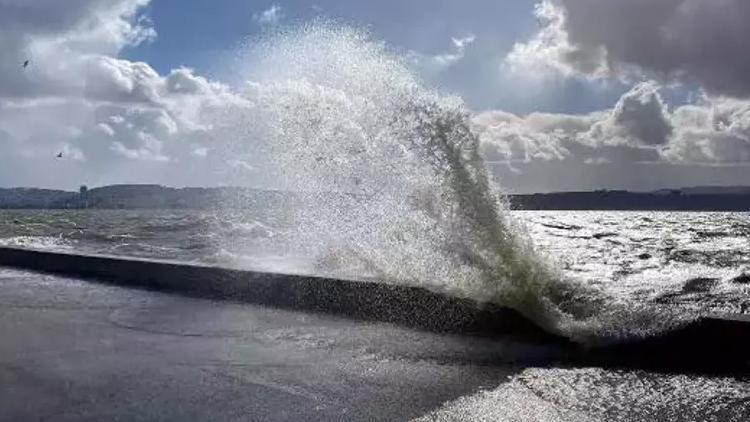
[23,60,30,69]
[56,152,63,158]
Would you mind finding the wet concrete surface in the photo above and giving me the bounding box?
[0,246,561,343]
[0,267,562,421]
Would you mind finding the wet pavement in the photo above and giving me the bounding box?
[3,267,748,421]
[0,267,560,421]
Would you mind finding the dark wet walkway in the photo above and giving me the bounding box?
[0,268,559,421]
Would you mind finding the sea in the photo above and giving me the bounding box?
[2,209,749,319]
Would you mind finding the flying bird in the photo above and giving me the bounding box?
[23,60,30,69]
[56,152,63,158]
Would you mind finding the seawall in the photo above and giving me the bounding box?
[1,246,749,373]
[0,246,557,343]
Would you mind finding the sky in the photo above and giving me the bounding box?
[2,0,750,193]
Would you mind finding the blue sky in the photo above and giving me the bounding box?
[123,0,626,114]
[3,0,750,192]
[126,1,534,72]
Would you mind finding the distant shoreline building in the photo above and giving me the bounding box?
[79,185,89,209]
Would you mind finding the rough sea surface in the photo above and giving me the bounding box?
[2,209,749,315]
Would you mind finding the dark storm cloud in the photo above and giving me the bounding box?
[515,0,750,97]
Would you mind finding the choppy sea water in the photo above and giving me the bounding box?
[0,209,301,271]
[523,211,750,314]
[2,209,749,315]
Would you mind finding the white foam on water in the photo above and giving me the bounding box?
[0,235,74,251]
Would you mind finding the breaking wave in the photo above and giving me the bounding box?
[216,23,689,343]
[0,235,73,251]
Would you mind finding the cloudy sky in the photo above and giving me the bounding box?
[2,0,750,193]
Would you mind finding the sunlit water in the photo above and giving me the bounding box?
[415,367,749,421]
[2,209,748,313]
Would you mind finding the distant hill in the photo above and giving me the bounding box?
[0,185,293,210]
[0,188,77,209]
[510,187,750,211]
[2,184,750,211]
[652,186,750,196]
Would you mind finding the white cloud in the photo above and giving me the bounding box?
[472,81,750,172]
[192,147,209,157]
[471,110,574,163]
[504,1,608,81]
[61,143,87,161]
[0,0,155,98]
[111,133,168,162]
[584,157,611,165]
[408,34,477,72]
[431,34,476,69]
[0,0,250,187]
[229,159,255,172]
[586,81,673,147]
[253,5,283,25]
[472,82,673,166]
[662,97,750,165]
[97,123,115,136]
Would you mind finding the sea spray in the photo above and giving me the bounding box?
[216,23,690,343]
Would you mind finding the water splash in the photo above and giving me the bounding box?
[217,23,689,343]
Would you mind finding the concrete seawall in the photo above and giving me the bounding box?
[2,246,750,373]
[0,246,557,343]
[589,314,750,373]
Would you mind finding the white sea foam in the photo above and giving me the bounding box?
[0,235,73,251]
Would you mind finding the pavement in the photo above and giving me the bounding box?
[0,267,564,422]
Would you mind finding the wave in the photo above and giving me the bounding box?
[210,23,690,344]
[0,235,74,251]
